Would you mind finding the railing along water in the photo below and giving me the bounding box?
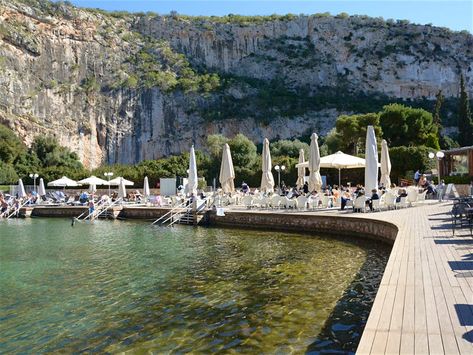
[6,198,32,219]
[75,198,122,222]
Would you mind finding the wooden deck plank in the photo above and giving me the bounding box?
[354,202,473,354]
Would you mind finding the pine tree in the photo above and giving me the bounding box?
[433,89,444,146]
[457,74,473,146]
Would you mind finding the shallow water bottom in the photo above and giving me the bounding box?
[0,218,390,353]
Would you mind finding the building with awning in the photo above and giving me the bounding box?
[440,146,473,177]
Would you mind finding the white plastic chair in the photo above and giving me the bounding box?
[269,195,281,209]
[296,196,308,210]
[398,196,408,208]
[320,195,331,208]
[371,199,381,212]
[259,196,270,209]
[407,189,418,206]
[308,196,319,210]
[417,190,427,202]
[353,196,366,212]
[242,196,253,209]
[384,193,397,210]
[333,196,341,208]
[283,197,296,209]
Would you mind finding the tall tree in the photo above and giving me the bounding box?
[433,89,449,149]
[380,103,439,149]
[433,90,444,131]
[334,113,382,155]
[457,74,473,146]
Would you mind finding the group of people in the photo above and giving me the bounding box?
[0,192,30,218]
[414,170,446,200]
[236,179,422,211]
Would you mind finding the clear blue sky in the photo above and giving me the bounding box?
[66,0,472,32]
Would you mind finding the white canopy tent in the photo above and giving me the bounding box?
[219,143,235,193]
[108,177,134,186]
[296,151,374,187]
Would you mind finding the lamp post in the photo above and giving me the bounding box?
[274,165,286,194]
[428,151,445,184]
[104,172,113,196]
[29,173,38,193]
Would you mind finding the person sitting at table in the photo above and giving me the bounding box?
[396,189,408,203]
[332,187,340,200]
[419,174,427,188]
[303,181,309,194]
[241,181,249,194]
[340,189,351,210]
[290,187,300,199]
[79,191,88,204]
[355,185,365,198]
[366,189,380,211]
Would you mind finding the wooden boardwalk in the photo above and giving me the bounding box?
[354,202,473,354]
[224,201,473,353]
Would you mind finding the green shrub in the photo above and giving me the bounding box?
[0,162,19,184]
[389,145,435,182]
[442,175,472,185]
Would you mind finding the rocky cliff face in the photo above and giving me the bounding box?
[0,0,472,168]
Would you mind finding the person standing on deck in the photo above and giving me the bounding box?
[414,170,421,185]
[437,179,446,202]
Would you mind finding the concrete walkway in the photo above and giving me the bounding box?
[354,202,473,354]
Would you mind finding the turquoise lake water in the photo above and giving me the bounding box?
[0,218,389,353]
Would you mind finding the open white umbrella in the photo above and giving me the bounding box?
[186,145,198,196]
[108,177,134,186]
[143,176,150,198]
[78,175,107,194]
[365,125,379,196]
[260,138,275,193]
[296,148,305,189]
[38,178,46,196]
[219,143,235,193]
[17,178,26,198]
[308,133,323,192]
[296,151,372,187]
[380,139,392,189]
[297,151,367,169]
[47,176,80,187]
[117,177,127,199]
[78,175,109,186]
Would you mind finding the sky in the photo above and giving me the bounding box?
[66,0,473,32]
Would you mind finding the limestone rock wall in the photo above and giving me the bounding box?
[0,1,472,168]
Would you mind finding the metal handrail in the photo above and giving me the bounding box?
[75,198,122,222]
[91,198,123,221]
[6,198,31,219]
[159,204,190,225]
[151,198,189,225]
[165,197,209,227]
